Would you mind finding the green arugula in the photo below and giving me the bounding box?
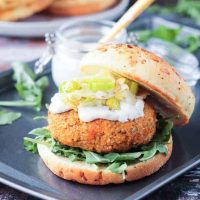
[182,35,200,53]
[83,151,110,163]
[104,152,142,162]
[33,115,48,120]
[136,26,181,43]
[23,118,173,175]
[0,62,49,111]
[148,0,200,25]
[107,162,127,179]
[0,109,21,125]
[134,26,200,53]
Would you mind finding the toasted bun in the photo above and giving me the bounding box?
[0,0,53,21]
[37,141,172,185]
[80,44,195,125]
[0,0,33,10]
[46,0,117,16]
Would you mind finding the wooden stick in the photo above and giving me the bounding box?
[99,0,155,43]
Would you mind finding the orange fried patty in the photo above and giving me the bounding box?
[48,101,157,153]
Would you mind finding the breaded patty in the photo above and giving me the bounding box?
[48,101,156,153]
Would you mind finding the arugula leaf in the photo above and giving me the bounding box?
[107,162,127,178]
[175,0,200,25]
[0,62,49,111]
[33,115,48,120]
[157,144,168,154]
[83,151,110,164]
[136,26,181,43]
[184,35,200,53]
[24,137,48,146]
[140,142,168,161]
[107,162,120,171]
[136,30,152,43]
[0,101,37,107]
[0,110,21,125]
[23,137,50,153]
[135,26,200,53]
[13,62,36,84]
[24,138,38,153]
[35,77,49,91]
[148,0,200,25]
[154,119,173,143]
[68,154,78,162]
[152,26,181,42]
[23,127,51,153]
[29,127,51,137]
[24,118,173,174]
[140,143,157,161]
[51,143,84,159]
[104,152,142,162]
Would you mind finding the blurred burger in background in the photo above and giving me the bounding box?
[46,0,117,16]
[0,0,54,21]
[0,0,118,21]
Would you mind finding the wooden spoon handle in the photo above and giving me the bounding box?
[99,0,155,43]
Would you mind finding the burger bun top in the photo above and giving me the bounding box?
[80,44,195,125]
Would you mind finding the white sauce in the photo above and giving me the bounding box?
[52,52,83,86]
[49,91,144,122]
[49,93,71,114]
[78,98,144,122]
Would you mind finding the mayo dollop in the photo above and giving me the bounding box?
[49,91,144,122]
[49,93,71,114]
[78,98,144,122]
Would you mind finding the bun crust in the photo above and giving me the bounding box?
[0,0,53,21]
[80,44,195,125]
[37,141,172,185]
[46,0,117,16]
[0,0,33,10]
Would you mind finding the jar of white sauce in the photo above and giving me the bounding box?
[36,20,127,86]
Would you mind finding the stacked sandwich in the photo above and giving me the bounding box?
[25,44,195,185]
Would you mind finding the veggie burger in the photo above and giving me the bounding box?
[25,44,195,185]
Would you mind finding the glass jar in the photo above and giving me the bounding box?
[37,20,127,86]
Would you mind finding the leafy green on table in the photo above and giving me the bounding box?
[23,118,173,175]
[135,25,200,53]
[0,109,21,125]
[0,62,49,111]
[182,35,200,53]
[148,0,200,25]
[33,115,48,120]
[136,26,181,43]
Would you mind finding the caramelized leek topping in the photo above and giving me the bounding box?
[106,97,120,110]
[59,80,81,93]
[58,72,139,110]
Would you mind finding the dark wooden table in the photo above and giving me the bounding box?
[0,165,199,200]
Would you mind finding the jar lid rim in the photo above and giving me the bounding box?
[55,19,127,47]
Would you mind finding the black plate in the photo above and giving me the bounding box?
[0,16,200,200]
[0,74,200,200]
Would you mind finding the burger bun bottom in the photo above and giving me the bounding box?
[37,140,172,185]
